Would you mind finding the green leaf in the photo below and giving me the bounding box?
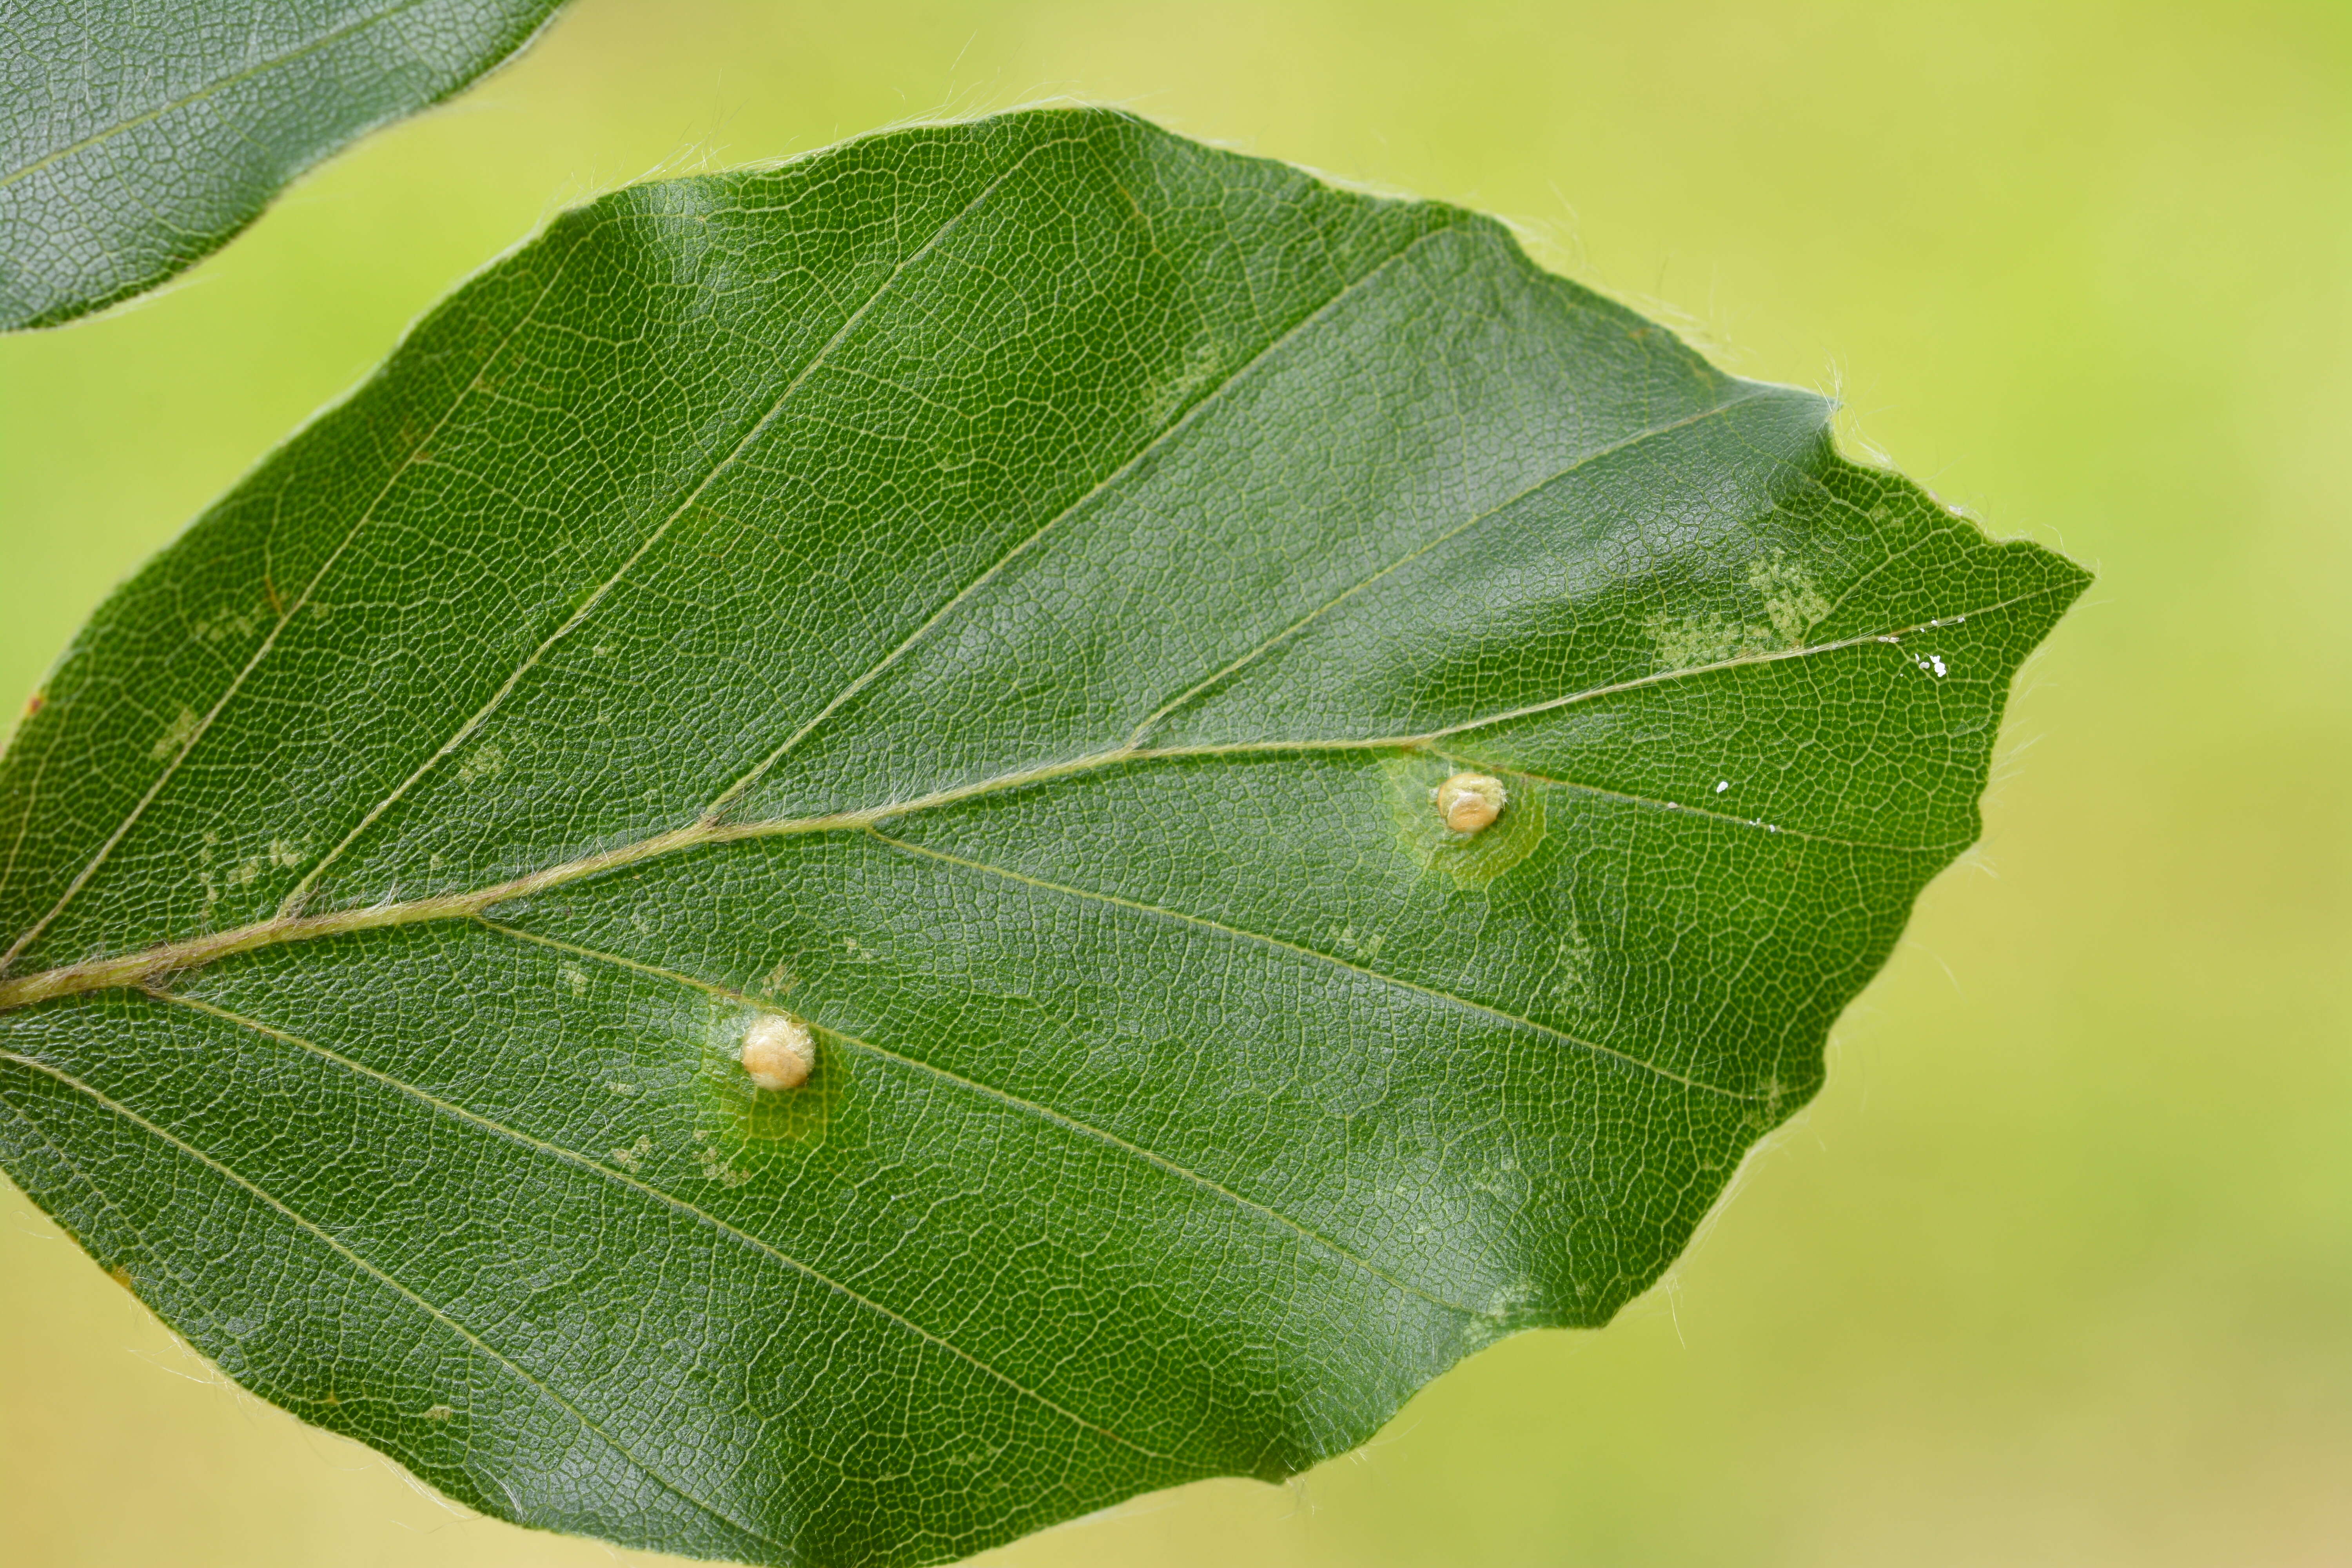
[0,0,568,330]
[0,109,2086,1566]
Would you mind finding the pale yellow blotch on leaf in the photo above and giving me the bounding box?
[741,1013,815,1091]
[1434,772,1508,834]
[149,706,199,762]
[1383,756,1545,888]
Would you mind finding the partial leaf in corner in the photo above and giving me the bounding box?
[0,0,570,330]
[0,109,2088,1566]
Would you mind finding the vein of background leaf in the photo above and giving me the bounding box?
[0,0,570,328]
[0,0,445,189]
[0,108,2087,1568]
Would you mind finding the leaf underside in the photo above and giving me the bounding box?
[0,0,568,331]
[0,109,2086,1567]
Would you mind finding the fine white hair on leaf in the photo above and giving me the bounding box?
[740,1012,815,1091]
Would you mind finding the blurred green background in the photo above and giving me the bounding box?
[3,1,2346,1563]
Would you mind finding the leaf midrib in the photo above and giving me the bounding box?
[0,583,2064,1016]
